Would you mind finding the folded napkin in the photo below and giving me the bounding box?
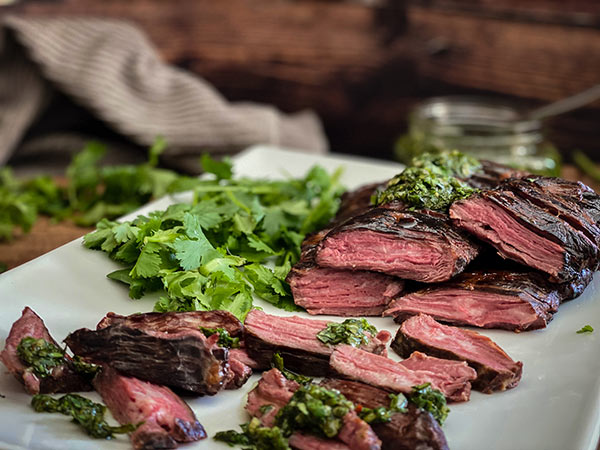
[0,15,328,174]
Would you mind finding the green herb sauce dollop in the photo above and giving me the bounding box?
[316,318,378,347]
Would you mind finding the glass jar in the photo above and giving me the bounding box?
[405,96,560,175]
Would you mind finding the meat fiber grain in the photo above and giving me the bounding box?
[288,227,404,316]
[316,207,479,283]
[392,314,523,393]
[384,271,562,331]
[329,345,476,402]
[94,366,205,450]
[450,179,600,282]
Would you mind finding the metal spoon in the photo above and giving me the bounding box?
[526,84,600,121]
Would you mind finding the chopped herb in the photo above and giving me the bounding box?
[16,337,65,378]
[412,150,482,178]
[199,327,240,348]
[17,337,100,379]
[31,394,140,439]
[71,356,100,377]
[409,383,449,425]
[316,318,378,347]
[577,325,594,334]
[389,392,409,413]
[272,353,313,385]
[357,405,392,424]
[214,417,290,449]
[276,384,354,438]
[372,167,477,211]
[259,404,275,414]
[357,392,408,424]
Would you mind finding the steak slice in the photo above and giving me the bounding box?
[392,314,523,393]
[329,345,476,402]
[502,176,600,251]
[246,368,381,450]
[287,230,404,316]
[384,271,562,331]
[320,378,448,450]
[97,310,243,336]
[450,183,599,282]
[94,366,205,450]
[315,207,479,283]
[0,307,91,395]
[96,310,252,389]
[288,264,404,316]
[244,309,390,376]
[65,324,228,395]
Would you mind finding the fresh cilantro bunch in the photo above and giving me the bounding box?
[0,167,58,240]
[0,137,183,241]
[83,156,345,319]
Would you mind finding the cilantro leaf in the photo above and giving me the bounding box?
[201,154,233,180]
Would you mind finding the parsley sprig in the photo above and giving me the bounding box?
[84,157,344,320]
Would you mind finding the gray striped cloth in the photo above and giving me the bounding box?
[0,15,328,173]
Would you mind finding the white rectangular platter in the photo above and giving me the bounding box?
[1,145,599,450]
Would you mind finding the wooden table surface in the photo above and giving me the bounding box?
[0,164,597,272]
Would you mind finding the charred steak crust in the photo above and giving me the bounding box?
[320,378,449,450]
[96,310,252,390]
[450,177,600,282]
[392,315,523,393]
[243,332,331,376]
[65,324,229,395]
[315,207,479,283]
[97,310,243,336]
[0,307,91,395]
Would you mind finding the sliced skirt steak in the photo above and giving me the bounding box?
[384,271,563,331]
[329,345,476,402]
[315,207,479,283]
[94,366,205,450]
[391,314,523,393]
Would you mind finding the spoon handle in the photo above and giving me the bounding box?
[527,84,600,121]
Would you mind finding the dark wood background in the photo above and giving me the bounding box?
[4,0,600,161]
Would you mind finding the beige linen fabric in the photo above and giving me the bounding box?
[0,16,328,171]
